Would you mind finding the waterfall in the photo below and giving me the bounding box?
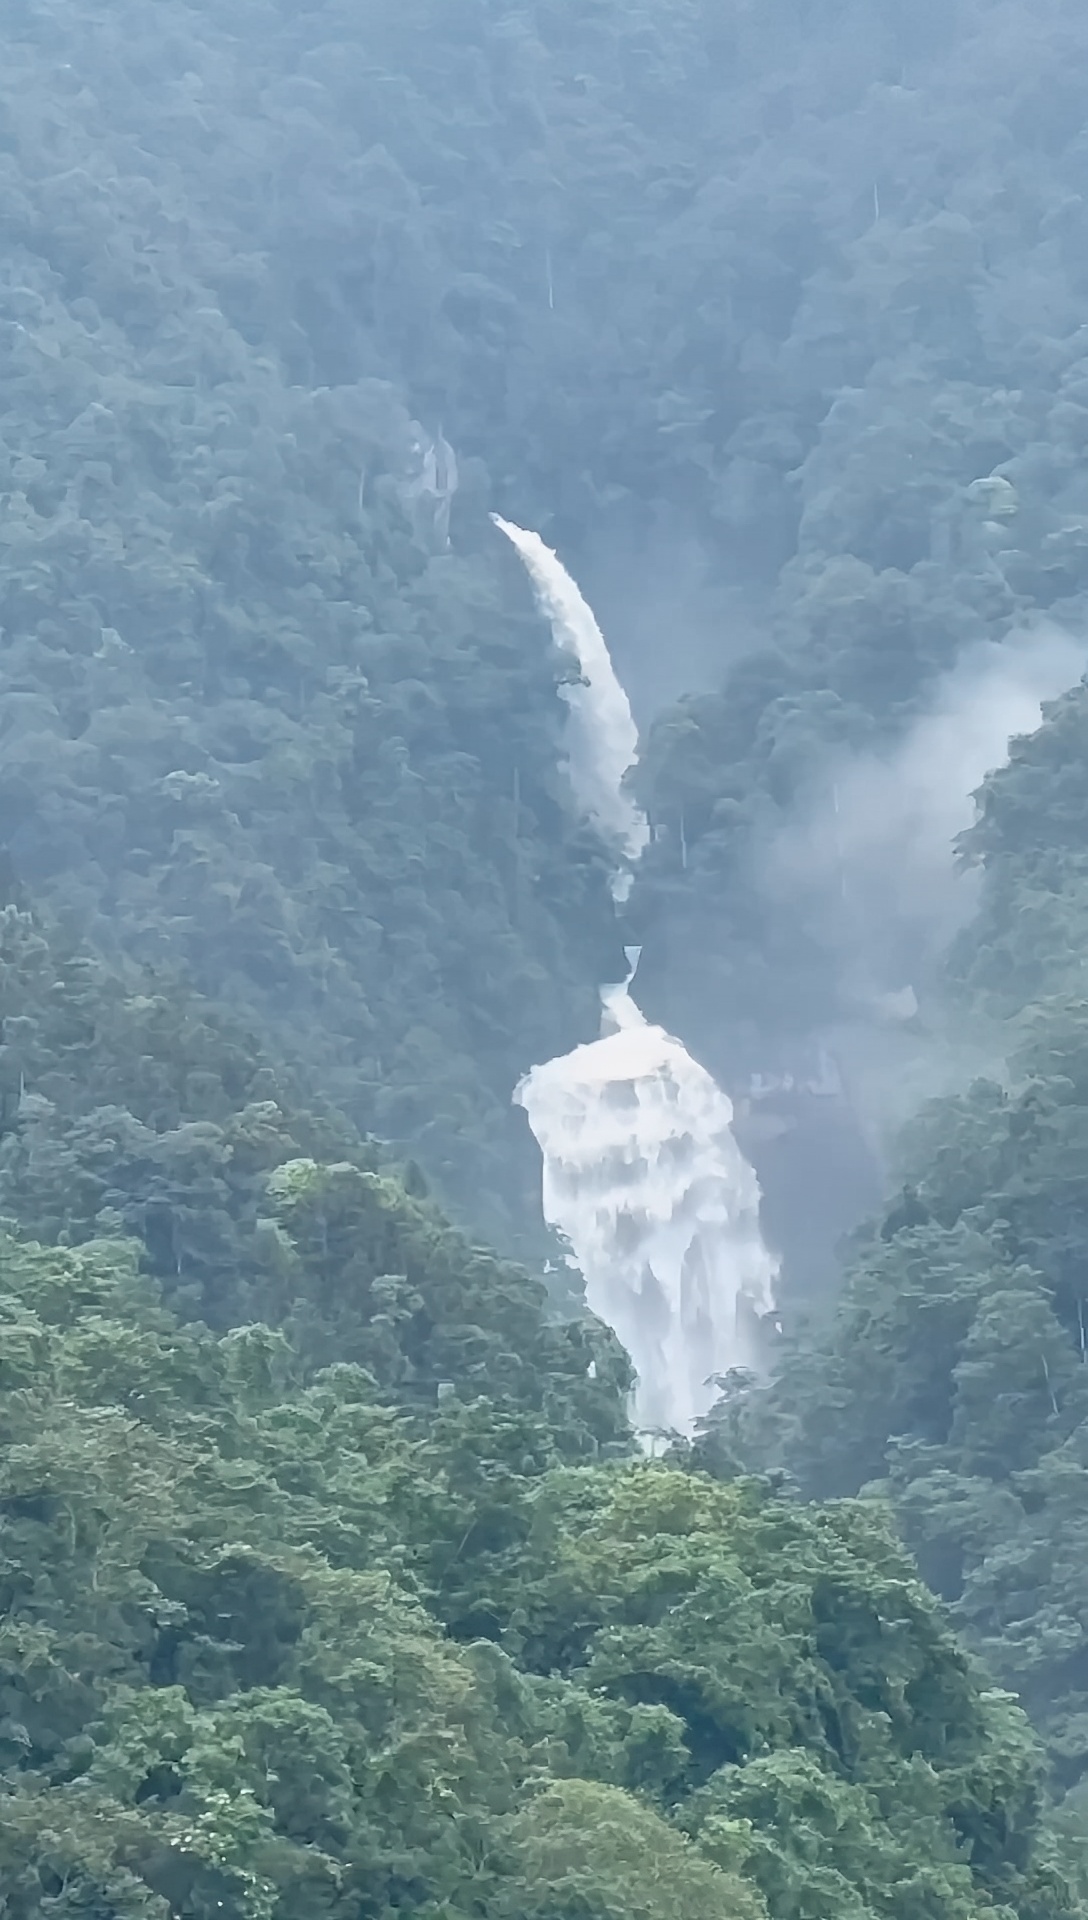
[492,515,649,886]
[497,515,778,1437]
[516,959,777,1436]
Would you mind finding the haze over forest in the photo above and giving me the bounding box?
[6,0,1088,1914]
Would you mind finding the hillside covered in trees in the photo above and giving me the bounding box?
[728,688,1088,1850]
[0,1217,1070,1919]
[6,0,1088,1912]
[3,903,1074,1920]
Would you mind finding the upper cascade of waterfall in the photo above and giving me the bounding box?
[516,957,778,1437]
[492,514,649,883]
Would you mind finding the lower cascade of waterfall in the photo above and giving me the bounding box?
[516,962,779,1439]
[496,511,777,1438]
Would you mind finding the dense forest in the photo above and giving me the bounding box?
[6,0,1088,1912]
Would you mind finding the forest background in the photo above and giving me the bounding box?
[5,0,1088,1914]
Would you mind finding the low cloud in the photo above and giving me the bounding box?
[768,622,1088,1016]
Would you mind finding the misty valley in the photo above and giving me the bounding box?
[3,0,1088,1915]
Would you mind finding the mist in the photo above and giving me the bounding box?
[708,623,1088,1293]
[767,623,1088,1024]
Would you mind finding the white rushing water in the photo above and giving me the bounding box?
[516,960,778,1436]
[492,514,649,881]
[497,515,777,1436]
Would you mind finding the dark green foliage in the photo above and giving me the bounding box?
[739,730,1088,1828]
[0,895,365,1319]
[0,0,635,1250]
[0,893,632,1507]
[491,1779,766,1920]
[5,0,1088,1911]
[0,1223,1069,1918]
[951,686,1088,1013]
[6,0,1088,1262]
[259,1153,633,1447]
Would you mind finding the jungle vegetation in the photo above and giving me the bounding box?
[4,0,1088,1914]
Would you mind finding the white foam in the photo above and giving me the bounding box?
[492,514,649,871]
[516,971,777,1436]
